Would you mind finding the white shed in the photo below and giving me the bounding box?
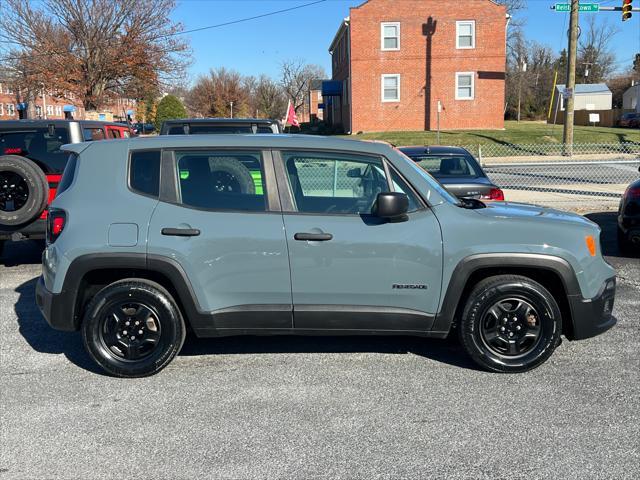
[553,83,612,112]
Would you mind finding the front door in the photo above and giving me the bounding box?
[147,148,292,332]
[276,150,443,332]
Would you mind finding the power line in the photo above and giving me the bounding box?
[0,0,327,62]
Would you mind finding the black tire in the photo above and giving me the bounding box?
[81,279,186,378]
[0,155,49,227]
[210,157,255,194]
[459,275,562,373]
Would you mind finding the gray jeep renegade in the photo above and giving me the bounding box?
[36,135,616,377]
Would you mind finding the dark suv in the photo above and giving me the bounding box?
[0,120,131,254]
[160,118,282,135]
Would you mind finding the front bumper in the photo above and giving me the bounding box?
[566,277,616,340]
[35,276,76,332]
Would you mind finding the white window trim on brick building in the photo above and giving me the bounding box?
[0,104,3,116]
[381,22,400,51]
[381,74,401,102]
[55,105,62,116]
[456,20,476,49]
[7,104,15,115]
[455,72,475,100]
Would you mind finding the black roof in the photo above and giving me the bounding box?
[398,145,472,156]
[162,118,279,125]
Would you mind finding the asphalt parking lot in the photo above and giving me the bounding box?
[1,212,638,480]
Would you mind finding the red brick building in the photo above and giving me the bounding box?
[325,0,507,133]
[0,81,137,122]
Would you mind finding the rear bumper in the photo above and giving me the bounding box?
[35,276,76,332]
[567,277,616,340]
[0,218,46,241]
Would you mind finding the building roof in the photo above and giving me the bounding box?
[329,18,349,53]
[556,83,611,95]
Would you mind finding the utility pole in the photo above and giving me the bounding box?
[562,0,580,155]
[230,101,234,119]
[517,59,527,123]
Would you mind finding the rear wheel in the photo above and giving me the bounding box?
[0,155,48,227]
[459,275,562,373]
[81,279,186,377]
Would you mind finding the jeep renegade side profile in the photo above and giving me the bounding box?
[36,135,616,377]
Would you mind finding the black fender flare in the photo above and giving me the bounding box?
[431,253,581,335]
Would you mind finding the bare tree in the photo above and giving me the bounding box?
[577,16,619,83]
[186,68,250,118]
[280,59,326,114]
[253,75,287,119]
[0,0,190,111]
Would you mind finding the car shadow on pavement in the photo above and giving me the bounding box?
[0,240,44,266]
[585,211,639,259]
[15,277,479,374]
[14,277,105,375]
[179,333,480,371]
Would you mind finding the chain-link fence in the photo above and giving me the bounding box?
[463,142,640,211]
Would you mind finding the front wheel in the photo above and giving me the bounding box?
[459,275,562,373]
[81,279,186,377]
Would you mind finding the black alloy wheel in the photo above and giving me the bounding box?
[479,297,542,357]
[100,301,162,361]
[0,171,30,212]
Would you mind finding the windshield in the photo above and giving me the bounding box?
[408,154,482,178]
[394,149,462,206]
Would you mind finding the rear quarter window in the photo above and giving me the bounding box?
[83,128,106,141]
[55,153,78,197]
[0,127,71,172]
[129,150,161,198]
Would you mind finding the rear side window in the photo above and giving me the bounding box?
[176,150,266,212]
[0,127,70,171]
[55,153,78,197]
[411,154,481,178]
[83,128,106,141]
[108,129,121,138]
[130,150,161,198]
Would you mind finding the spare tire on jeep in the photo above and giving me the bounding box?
[0,155,49,227]
[209,157,256,195]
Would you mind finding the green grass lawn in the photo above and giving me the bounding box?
[340,121,640,146]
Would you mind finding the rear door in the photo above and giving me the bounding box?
[147,147,292,333]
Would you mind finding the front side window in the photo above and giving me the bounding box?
[283,151,390,215]
[176,150,266,212]
[130,150,161,197]
[455,72,474,100]
[381,22,400,51]
[456,20,476,49]
[382,74,400,102]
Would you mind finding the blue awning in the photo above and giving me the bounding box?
[63,105,76,112]
[322,81,343,97]
[126,109,134,115]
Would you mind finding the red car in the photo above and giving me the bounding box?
[0,120,132,257]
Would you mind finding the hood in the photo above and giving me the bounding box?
[473,201,597,229]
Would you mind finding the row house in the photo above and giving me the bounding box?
[323,0,508,133]
[0,82,137,122]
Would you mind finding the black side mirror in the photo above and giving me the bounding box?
[374,192,409,221]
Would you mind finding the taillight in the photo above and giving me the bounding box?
[3,147,23,155]
[626,187,640,199]
[46,209,66,244]
[481,188,505,201]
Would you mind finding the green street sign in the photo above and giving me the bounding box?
[554,3,600,12]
